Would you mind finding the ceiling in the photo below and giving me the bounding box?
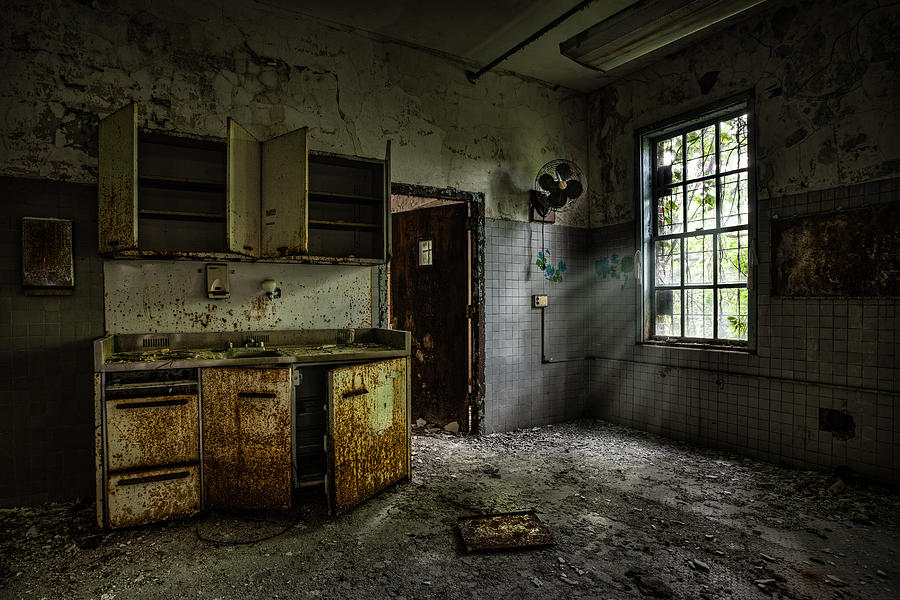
[255,0,639,92]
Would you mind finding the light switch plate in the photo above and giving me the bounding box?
[533,294,548,308]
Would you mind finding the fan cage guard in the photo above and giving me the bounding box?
[532,159,584,218]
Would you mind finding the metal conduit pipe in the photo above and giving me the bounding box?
[466,0,600,83]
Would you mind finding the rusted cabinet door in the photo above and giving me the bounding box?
[327,357,410,514]
[202,367,292,509]
[98,102,138,254]
[261,127,309,257]
[227,118,261,258]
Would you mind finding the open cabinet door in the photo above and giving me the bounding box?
[98,102,138,254]
[227,118,261,257]
[327,357,410,514]
[383,139,392,262]
[261,127,308,257]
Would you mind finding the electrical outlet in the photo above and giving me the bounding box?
[533,294,548,308]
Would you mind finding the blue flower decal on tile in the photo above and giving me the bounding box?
[536,249,566,282]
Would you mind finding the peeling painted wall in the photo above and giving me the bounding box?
[587,0,900,226]
[103,260,372,334]
[0,0,589,226]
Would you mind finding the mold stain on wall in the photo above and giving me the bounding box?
[588,0,900,227]
[0,0,589,226]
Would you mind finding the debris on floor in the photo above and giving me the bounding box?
[457,510,553,552]
[2,420,899,599]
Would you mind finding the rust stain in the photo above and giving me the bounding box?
[105,394,199,471]
[328,357,409,513]
[106,465,201,528]
[457,511,554,552]
[202,367,292,510]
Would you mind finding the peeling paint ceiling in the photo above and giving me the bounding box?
[252,0,638,92]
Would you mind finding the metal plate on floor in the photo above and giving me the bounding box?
[457,510,554,552]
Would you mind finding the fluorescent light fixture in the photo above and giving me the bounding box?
[560,0,767,72]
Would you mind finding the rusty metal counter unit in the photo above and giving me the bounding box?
[94,328,411,529]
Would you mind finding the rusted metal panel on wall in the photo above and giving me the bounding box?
[105,395,200,472]
[328,357,409,514]
[202,367,292,509]
[227,118,261,257]
[106,465,201,528]
[773,204,900,296]
[261,127,308,257]
[22,217,74,294]
[98,102,137,254]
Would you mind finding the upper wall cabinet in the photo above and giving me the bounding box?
[98,103,390,264]
[307,144,390,263]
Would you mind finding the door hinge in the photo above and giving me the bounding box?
[465,392,478,406]
[465,305,477,319]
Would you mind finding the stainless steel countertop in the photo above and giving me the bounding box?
[94,329,411,372]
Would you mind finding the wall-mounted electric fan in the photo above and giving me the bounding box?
[532,159,585,218]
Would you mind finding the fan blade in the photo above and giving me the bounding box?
[565,179,583,200]
[548,189,567,209]
[532,192,551,217]
[538,173,557,192]
[555,162,572,181]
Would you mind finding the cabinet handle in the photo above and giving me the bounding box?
[115,398,190,410]
[237,392,277,399]
[342,388,369,398]
[117,471,190,486]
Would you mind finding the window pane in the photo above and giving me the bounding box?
[685,288,713,338]
[655,239,681,285]
[686,125,716,180]
[656,136,683,184]
[656,188,682,235]
[684,234,713,284]
[718,287,748,340]
[686,179,716,231]
[721,172,748,227]
[718,230,749,283]
[655,290,681,337]
[719,114,748,172]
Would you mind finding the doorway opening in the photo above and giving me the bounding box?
[388,183,485,433]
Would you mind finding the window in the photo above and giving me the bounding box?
[418,239,433,266]
[637,97,755,348]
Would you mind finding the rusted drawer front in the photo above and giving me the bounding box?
[107,465,200,528]
[106,394,199,472]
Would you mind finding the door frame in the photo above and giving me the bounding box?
[388,182,486,433]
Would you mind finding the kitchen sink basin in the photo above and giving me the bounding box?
[219,348,283,359]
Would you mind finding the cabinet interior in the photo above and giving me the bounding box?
[137,133,227,253]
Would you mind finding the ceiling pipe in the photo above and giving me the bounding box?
[466,0,599,84]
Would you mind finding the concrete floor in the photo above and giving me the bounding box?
[1,420,898,600]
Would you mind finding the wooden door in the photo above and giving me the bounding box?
[390,203,470,427]
[327,357,409,514]
[202,367,292,510]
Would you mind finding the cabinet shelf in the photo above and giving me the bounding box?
[308,190,382,203]
[139,209,226,222]
[139,175,226,193]
[308,219,380,230]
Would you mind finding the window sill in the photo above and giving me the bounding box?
[641,339,752,354]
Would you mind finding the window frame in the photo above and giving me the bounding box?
[635,93,757,351]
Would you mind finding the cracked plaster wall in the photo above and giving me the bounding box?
[587,0,900,226]
[0,0,589,226]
